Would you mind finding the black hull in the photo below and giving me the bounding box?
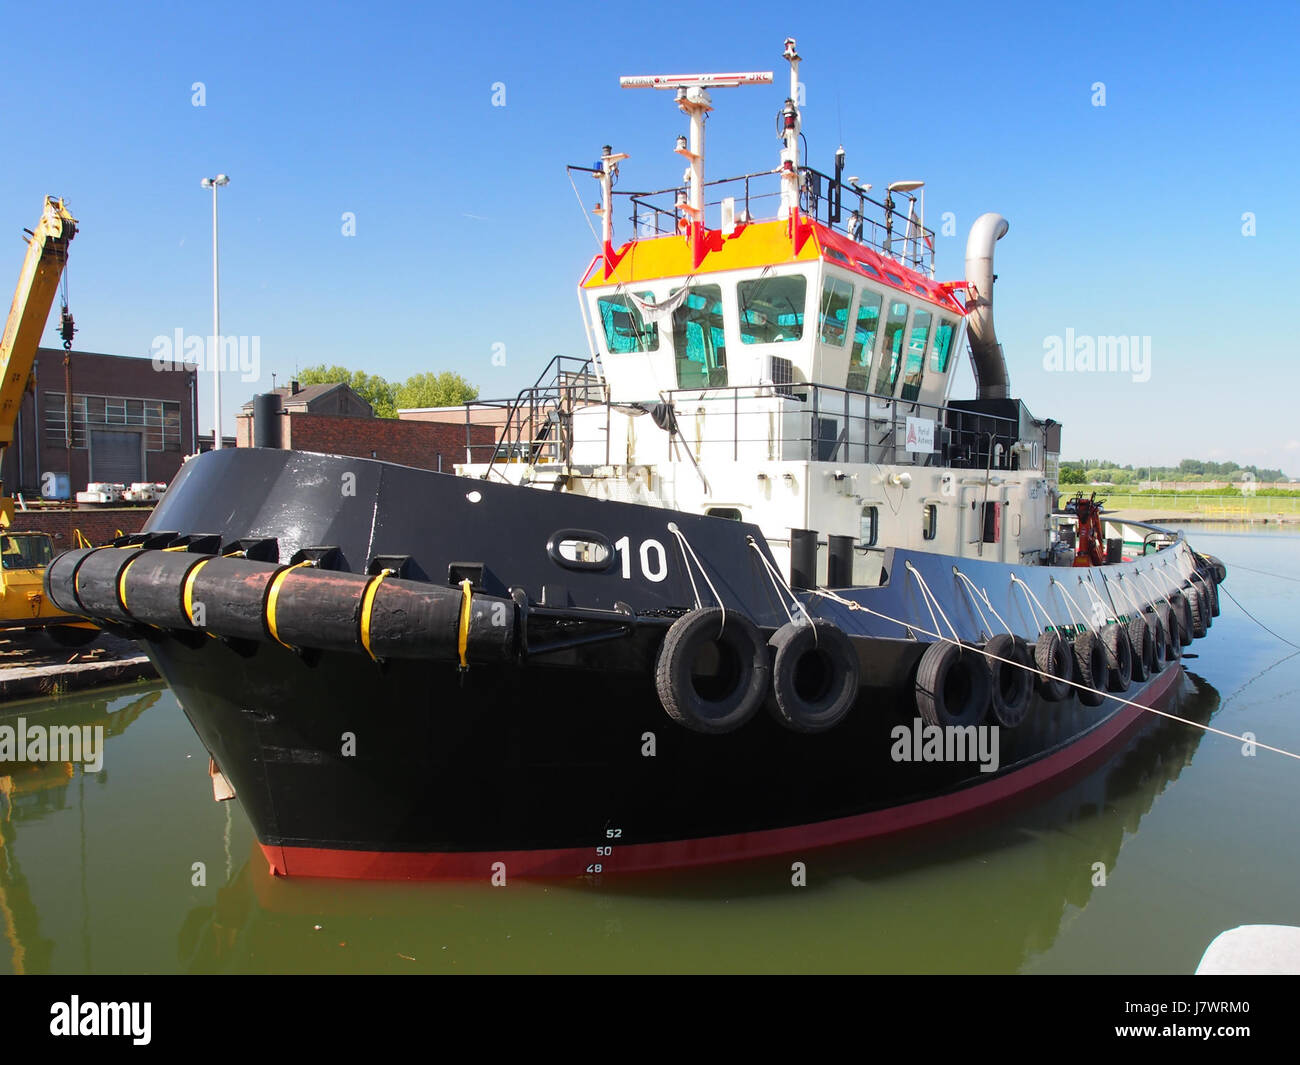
[50,448,1215,878]
[149,630,1180,874]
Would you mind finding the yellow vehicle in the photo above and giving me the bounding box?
[0,197,96,645]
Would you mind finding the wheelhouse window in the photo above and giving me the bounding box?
[672,284,727,388]
[707,507,742,521]
[900,307,932,401]
[738,274,807,344]
[847,289,882,391]
[818,277,854,347]
[873,301,910,395]
[597,293,658,354]
[930,318,957,373]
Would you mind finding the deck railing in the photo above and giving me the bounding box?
[462,360,1022,475]
[615,166,936,277]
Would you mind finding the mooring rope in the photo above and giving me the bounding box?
[1050,576,1099,638]
[807,585,1300,763]
[746,536,813,629]
[667,522,726,632]
[905,563,963,646]
[1009,573,1060,637]
[953,568,1013,638]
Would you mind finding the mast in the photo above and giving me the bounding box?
[620,67,772,268]
[778,37,801,222]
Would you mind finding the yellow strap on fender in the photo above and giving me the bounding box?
[265,561,314,649]
[182,558,212,627]
[457,579,473,669]
[117,555,141,614]
[359,569,395,662]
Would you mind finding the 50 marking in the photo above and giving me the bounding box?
[613,537,667,583]
[588,827,622,873]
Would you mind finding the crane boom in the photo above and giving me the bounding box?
[0,197,77,489]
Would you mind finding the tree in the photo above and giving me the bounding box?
[395,371,479,410]
[297,364,398,418]
[1059,466,1086,485]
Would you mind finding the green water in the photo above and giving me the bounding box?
[2,525,1297,974]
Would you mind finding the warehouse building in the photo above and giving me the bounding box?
[0,348,198,500]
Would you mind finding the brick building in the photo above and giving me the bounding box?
[236,383,496,471]
[1,348,198,499]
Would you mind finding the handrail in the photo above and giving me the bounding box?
[474,355,604,480]
[619,166,936,275]
[466,371,1023,475]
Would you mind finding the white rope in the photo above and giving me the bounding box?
[667,522,725,631]
[1010,573,1059,637]
[1082,577,1119,624]
[954,568,1014,637]
[1050,576,1096,636]
[1134,567,1176,613]
[1107,571,1147,620]
[567,168,603,250]
[805,588,1300,764]
[905,562,963,645]
[746,537,813,628]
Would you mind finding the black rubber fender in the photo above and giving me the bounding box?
[1102,623,1133,693]
[1128,615,1153,682]
[61,546,149,623]
[1168,590,1194,647]
[1071,630,1108,706]
[1202,553,1228,585]
[1033,630,1073,702]
[1194,572,1216,626]
[654,608,769,735]
[1145,612,1167,673]
[765,619,860,734]
[43,547,98,615]
[1184,582,1208,638]
[915,641,992,728]
[1157,603,1183,661]
[985,633,1032,727]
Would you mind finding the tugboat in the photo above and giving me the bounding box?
[45,39,1226,880]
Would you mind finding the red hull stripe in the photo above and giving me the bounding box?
[262,667,1179,881]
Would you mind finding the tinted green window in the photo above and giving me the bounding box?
[672,284,727,388]
[930,318,957,373]
[900,308,932,401]
[848,289,882,391]
[873,301,910,394]
[598,294,658,354]
[738,275,807,344]
[818,277,854,347]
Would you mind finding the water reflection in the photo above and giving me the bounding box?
[0,688,159,975]
[176,672,1221,974]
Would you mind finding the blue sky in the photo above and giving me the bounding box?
[2,0,1296,474]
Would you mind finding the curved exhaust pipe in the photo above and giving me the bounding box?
[964,212,1010,400]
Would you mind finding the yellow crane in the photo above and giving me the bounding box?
[0,197,96,644]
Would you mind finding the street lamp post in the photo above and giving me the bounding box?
[200,174,230,449]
